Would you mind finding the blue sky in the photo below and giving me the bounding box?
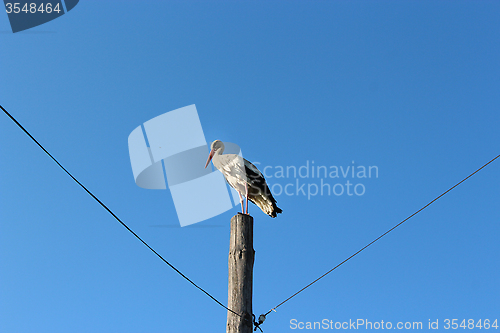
[1,1,499,332]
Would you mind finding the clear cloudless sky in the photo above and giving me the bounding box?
[1,1,499,332]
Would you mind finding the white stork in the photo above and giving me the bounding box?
[205,140,282,218]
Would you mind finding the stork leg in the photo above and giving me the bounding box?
[237,191,245,214]
[245,182,249,215]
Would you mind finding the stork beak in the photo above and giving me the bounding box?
[205,148,215,168]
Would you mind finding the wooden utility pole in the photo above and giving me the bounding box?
[227,213,254,333]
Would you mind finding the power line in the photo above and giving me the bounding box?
[0,104,241,318]
[4,103,498,327]
[263,152,500,317]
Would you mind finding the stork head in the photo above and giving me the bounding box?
[205,140,225,168]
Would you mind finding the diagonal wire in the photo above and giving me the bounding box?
[264,153,500,316]
[0,104,241,318]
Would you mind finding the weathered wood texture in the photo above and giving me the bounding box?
[227,213,254,333]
